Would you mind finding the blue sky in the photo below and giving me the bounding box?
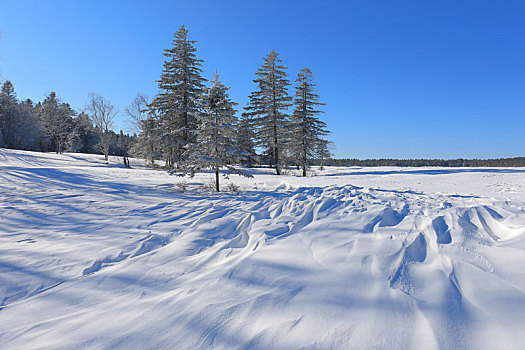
[0,0,524,159]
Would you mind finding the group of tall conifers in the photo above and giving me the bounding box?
[1,24,332,191]
[135,25,331,186]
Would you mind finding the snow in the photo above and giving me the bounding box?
[1,148,525,349]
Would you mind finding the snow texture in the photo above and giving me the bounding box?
[1,148,525,349]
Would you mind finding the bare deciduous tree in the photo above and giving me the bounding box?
[124,93,149,134]
[86,93,117,161]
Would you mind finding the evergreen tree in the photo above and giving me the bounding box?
[290,68,328,176]
[16,99,41,151]
[148,25,205,167]
[39,92,75,154]
[67,112,99,153]
[116,130,132,167]
[116,130,126,156]
[315,138,332,171]
[184,73,250,191]
[236,112,257,167]
[131,115,161,166]
[245,50,292,175]
[0,81,20,148]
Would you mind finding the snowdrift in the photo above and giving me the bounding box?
[1,149,525,349]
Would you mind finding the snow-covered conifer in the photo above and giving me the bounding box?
[67,112,98,153]
[131,115,162,166]
[148,25,205,167]
[236,112,257,167]
[290,68,329,176]
[184,73,251,191]
[0,81,21,148]
[39,92,75,154]
[316,138,332,171]
[245,50,292,175]
[16,99,41,151]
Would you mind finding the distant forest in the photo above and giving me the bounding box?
[316,157,525,167]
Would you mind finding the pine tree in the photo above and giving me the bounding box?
[236,112,257,167]
[67,112,98,154]
[39,92,75,154]
[148,25,205,167]
[0,81,20,148]
[116,130,130,167]
[245,50,292,175]
[131,115,161,166]
[185,73,250,191]
[290,68,329,176]
[316,138,332,171]
[17,99,41,151]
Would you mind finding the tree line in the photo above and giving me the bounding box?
[320,158,525,167]
[0,81,135,161]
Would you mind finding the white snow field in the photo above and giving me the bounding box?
[1,148,525,349]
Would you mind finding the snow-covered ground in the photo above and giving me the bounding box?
[1,148,525,349]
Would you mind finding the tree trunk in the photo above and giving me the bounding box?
[274,145,280,175]
[149,141,154,166]
[302,150,307,177]
[215,169,220,192]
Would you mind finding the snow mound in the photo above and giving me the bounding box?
[1,149,525,349]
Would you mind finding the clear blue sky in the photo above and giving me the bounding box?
[0,0,524,159]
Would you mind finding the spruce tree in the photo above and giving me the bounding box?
[245,50,292,175]
[39,92,75,154]
[185,73,250,191]
[132,115,161,166]
[149,25,205,167]
[116,130,131,167]
[0,81,20,148]
[67,112,98,153]
[316,138,332,171]
[290,68,329,176]
[236,112,257,167]
[16,99,41,151]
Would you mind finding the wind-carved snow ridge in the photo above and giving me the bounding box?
[432,216,452,244]
[82,233,171,275]
[389,232,428,294]
[82,251,129,275]
[1,149,525,349]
